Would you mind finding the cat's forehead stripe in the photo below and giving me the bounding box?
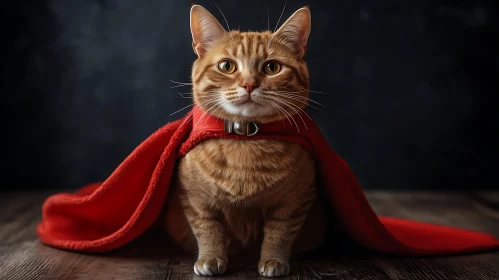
[223,33,272,61]
[239,34,246,56]
[244,34,252,55]
[252,35,259,57]
[258,43,265,57]
[236,44,243,57]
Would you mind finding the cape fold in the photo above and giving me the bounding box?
[37,106,499,254]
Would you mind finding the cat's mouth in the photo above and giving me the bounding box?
[221,97,273,118]
[239,98,258,105]
[233,96,262,106]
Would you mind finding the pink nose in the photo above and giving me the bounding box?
[241,83,259,94]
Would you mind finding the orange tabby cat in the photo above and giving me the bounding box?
[159,4,327,277]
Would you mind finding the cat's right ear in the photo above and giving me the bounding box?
[190,5,227,57]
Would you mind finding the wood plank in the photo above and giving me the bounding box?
[0,191,498,280]
[366,191,499,236]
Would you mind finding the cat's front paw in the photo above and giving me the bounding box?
[258,259,290,277]
[194,258,227,276]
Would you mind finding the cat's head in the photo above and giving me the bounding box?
[189,4,311,123]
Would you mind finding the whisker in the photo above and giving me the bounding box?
[205,106,220,125]
[266,96,308,130]
[307,89,328,94]
[178,110,197,131]
[267,92,318,107]
[213,0,231,31]
[295,87,329,95]
[176,91,223,100]
[177,92,219,98]
[277,88,329,95]
[170,96,219,116]
[177,91,221,95]
[269,100,293,126]
[194,98,222,129]
[169,80,193,85]
[279,104,299,131]
[267,101,286,126]
[170,103,195,116]
[265,92,324,110]
[273,0,288,33]
[178,98,220,131]
[266,91,326,108]
[205,100,229,125]
[170,84,192,89]
[266,98,299,131]
[177,92,193,98]
[177,108,197,130]
[265,4,270,31]
[275,97,313,121]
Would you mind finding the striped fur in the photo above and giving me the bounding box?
[159,5,324,277]
[191,29,311,124]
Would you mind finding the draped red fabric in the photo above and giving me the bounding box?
[37,106,499,254]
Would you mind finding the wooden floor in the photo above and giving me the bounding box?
[0,190,498,280]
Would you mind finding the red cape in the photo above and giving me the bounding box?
[37,106,499,254]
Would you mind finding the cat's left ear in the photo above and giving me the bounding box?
[273,6,311,58]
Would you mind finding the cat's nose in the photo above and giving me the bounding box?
[240,82,259,94]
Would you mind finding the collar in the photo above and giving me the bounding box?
[190,105,310,137]
[178,105,319,157]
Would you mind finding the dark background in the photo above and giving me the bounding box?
[2,0,498,191]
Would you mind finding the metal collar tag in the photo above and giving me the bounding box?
[224,120,260,136]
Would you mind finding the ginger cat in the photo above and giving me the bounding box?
[159,4,327,277]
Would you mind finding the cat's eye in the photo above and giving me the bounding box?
[218,60,237,74]
[263,61,281,75]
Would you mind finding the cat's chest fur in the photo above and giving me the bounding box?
[178,138,314,202]
[176,138,316,246]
